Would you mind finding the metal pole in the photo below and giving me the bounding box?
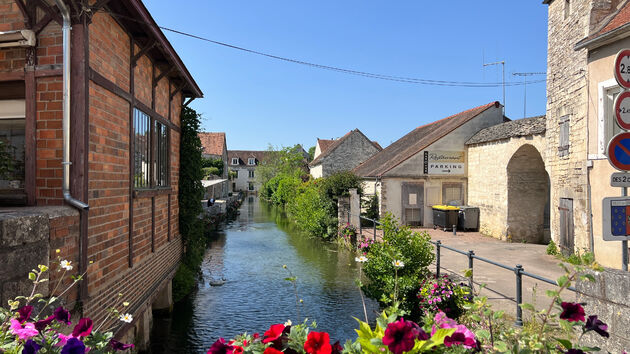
[373,221,377,242]
[515,264,524,326]
[502,62,505,114]
[467,250,474,289]
[436,240,441,278]
[452,225,457,236]
[624,188,628,271]
[359,215,362,236]
[523,75,527,118]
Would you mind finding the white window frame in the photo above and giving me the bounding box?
[248,157,255,165]
[231,157,239,165]
[248,170,255,178]
[591,78,622,160]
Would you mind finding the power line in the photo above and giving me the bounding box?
[101,8,546,88]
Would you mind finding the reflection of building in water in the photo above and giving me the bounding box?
[247,196,255,219]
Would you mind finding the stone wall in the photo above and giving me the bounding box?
[545,0,591,253]
[321,132,380,177]
[577,268,630,351]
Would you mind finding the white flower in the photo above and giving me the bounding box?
[60,260,73,271]
[119,313,133,323]
[355,255,368,263]
[284,319,292,326]
[392,260,405,268]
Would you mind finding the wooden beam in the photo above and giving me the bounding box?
[34,69,62,78]
[128,36,135,268]
[32,12,53,34]
[89,68,132,102]
[183,97,194,107]
[131,41,156,67]
[153,66,174,87]
[24,69,36,205]
[90,0,111,12]
[0,71,25,81]
[169,82,185,100]
[14,0,30,27]
[33,0,62,25]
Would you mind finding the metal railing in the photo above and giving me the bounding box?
[348,213,576,326]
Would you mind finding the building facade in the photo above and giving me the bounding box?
[0,0,201,347]
[228,150,267,193]
[199,132,229,197]
[309,129,382,179]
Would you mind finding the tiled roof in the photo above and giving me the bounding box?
[227,150,269,166]
[310,129,382,166]
[353,102,500,178]
[575,0,630,49]
[317,139,335,154]
[199,132,226,156]
[466,115,546,145]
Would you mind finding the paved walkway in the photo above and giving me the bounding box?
[359,226,577,319]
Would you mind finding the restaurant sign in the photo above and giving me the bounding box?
[423,151,465,175]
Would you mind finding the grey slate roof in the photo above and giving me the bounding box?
[466,115,546,145]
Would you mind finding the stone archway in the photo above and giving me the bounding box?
[506,144,549,244]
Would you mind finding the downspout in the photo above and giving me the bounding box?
[55,0,88,211]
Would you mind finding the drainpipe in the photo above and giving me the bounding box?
[55,0,88,211]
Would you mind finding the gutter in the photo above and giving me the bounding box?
[55,0,89,211]
[574,22,630,51]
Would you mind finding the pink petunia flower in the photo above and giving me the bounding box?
[10,319,39,340]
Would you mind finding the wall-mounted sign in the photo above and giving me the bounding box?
[607,132,630,171]
[614,91,630,130]
[611,172,630,187]
[615,49,630,89]
[424,151,465,175]
[602,196,630,241]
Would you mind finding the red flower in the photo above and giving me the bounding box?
[303,331,332,354]
[34,316,55,332]
[331,340,343,354]
[263,348,283,354]
[559,302,585,322]
[232,345,244,354]
[252,333,260,340]
[207,338,234,354]
[71,318,93,338]
[262,324,285,344]
[17,306,33,323]
[382,318,419,354]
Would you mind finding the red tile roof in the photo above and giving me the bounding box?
[597,1,630,36]
[575,0,630,49]
[227,150,269,166]
[317,139,336,155]
[353,102,500,178]
[199,132,226,157]
[310,129,382,166]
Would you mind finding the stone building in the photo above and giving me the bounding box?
[466,116,549,243]
[199,132,229,197]
[228,150,267,193]
[309,129,382,179]
[354,102,505,226]
[0,0,202,348]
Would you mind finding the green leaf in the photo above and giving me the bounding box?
[494,341,509,352]
[579,274,596,282]
[546,290,559,298]
[28,272,36,281]
[520,303,536,312]
[463,268,473,278]
[555,338,572,350]
[556,275,569,287]
[476,329,491,340]
[493,310,505,319]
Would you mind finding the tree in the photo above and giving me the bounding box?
[257,144,309,194]
[308,146,315,161]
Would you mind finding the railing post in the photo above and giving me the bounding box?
[467,250,474,289]
[373,221,377,242]
[436,240,441,278]
[515,264,523,327]
[453,225,456,236]
[358,216,362,236]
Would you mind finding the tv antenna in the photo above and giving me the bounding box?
[512,72,546,118]
[483,60,505,114]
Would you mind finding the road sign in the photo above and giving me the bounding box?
[615,49,630,89]
[607,132,630,171]
[611,172,630,187]
[615,91,630,130]
[603,197,630,240]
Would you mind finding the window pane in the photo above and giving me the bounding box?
[134,108,151,188]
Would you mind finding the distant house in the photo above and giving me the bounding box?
[354,102,505,227]
[228,150,268,193]
[199,132,228,197]
[310,129,382,179]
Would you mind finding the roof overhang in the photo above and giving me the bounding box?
[575,22,630,50]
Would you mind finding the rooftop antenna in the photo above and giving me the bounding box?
[483,60,505,114]
[512,72,546,118]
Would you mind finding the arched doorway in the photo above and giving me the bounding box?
[506,144,549,244]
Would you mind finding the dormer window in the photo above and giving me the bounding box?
[231,158,239,165]
[248,158,255,165]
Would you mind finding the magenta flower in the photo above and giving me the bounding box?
[9,319,39,340]
[560,302,585,322]
[444,332,476,348]
[565,350,585,354]
[23,339,42,354]
[71,318,93,338]
[53,307,72,325]
[109,339,135,351]
[56,333,72,347]
[60,338,86,354]
[34,316,55,332]
[207,338,234,354]
[382,318,418,354]
[17,306,33,323]
[431,311,476,349]
[585,315,609,338]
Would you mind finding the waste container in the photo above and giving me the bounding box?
[432,205,459,231]
[458,206,479,231]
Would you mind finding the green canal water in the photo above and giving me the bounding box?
[151,196,379,353]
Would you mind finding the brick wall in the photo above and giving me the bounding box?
[36,76,63,204]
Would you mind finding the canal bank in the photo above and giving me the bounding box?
[150,196,378,353]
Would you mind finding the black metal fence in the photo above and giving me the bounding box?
[351,214,576,326]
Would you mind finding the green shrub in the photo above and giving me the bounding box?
[362,213,434,318]
[546,239,560,256]
[202,157,224,175]
[317,171,363,201]
[286,182,336,238]
[273,174,301,205]
[361,193,379,221]
[202,166,220,178]
[172,262,198,303]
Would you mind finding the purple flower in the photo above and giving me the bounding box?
[585,315,609,338]
[444,332,476,348]
[382,318,418,354]
[23,339,42,354]
[207,338,234,354]
[34,316,55,332]
[60,338,86,354]
[17,306,33,323]
[109,339,135,351]
[53,307,72,325]
[71,318,92,338]
[560,302,585,323]
[565,350,585,354]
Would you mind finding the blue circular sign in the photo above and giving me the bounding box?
[607,132,630,171]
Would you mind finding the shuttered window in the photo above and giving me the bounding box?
[558,115,570,157]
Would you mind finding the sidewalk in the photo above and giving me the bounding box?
[359,226,575,318]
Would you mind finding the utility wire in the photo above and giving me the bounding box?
[100,8,545,88]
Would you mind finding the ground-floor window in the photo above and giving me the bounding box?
[442,182,463,206]
[248,182,254,191]
[0,81,26,204]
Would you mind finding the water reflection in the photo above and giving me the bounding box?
[151,196,378,353]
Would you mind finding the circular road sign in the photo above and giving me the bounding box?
[615,49,630,89]
[615,91,630,130]
[607,132,630,171]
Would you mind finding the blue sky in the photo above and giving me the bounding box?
[144,1,549,150]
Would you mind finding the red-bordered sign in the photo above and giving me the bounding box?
[615,91,630,130]
[607,132,630,171]
[615,49,630,89]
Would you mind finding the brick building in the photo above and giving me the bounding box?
[0,0,201,348]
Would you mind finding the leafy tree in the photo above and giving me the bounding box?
[257,144,309,196]
[202,157,224,176]
[307,146,315,161]
[202,166,221,178]
[361,193,379,221]
[286,182,336,238]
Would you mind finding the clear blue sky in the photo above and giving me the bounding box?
[144,1,548,150]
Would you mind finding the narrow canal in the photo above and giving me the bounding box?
[152,196,379,353]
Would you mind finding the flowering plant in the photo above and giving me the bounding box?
[338,223,357,241]
[417,274,471,320]
[0,252,134,353]
[356,236,374,253]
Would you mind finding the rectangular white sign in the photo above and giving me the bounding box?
[611,172,630,187]
[424,151,465,175]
